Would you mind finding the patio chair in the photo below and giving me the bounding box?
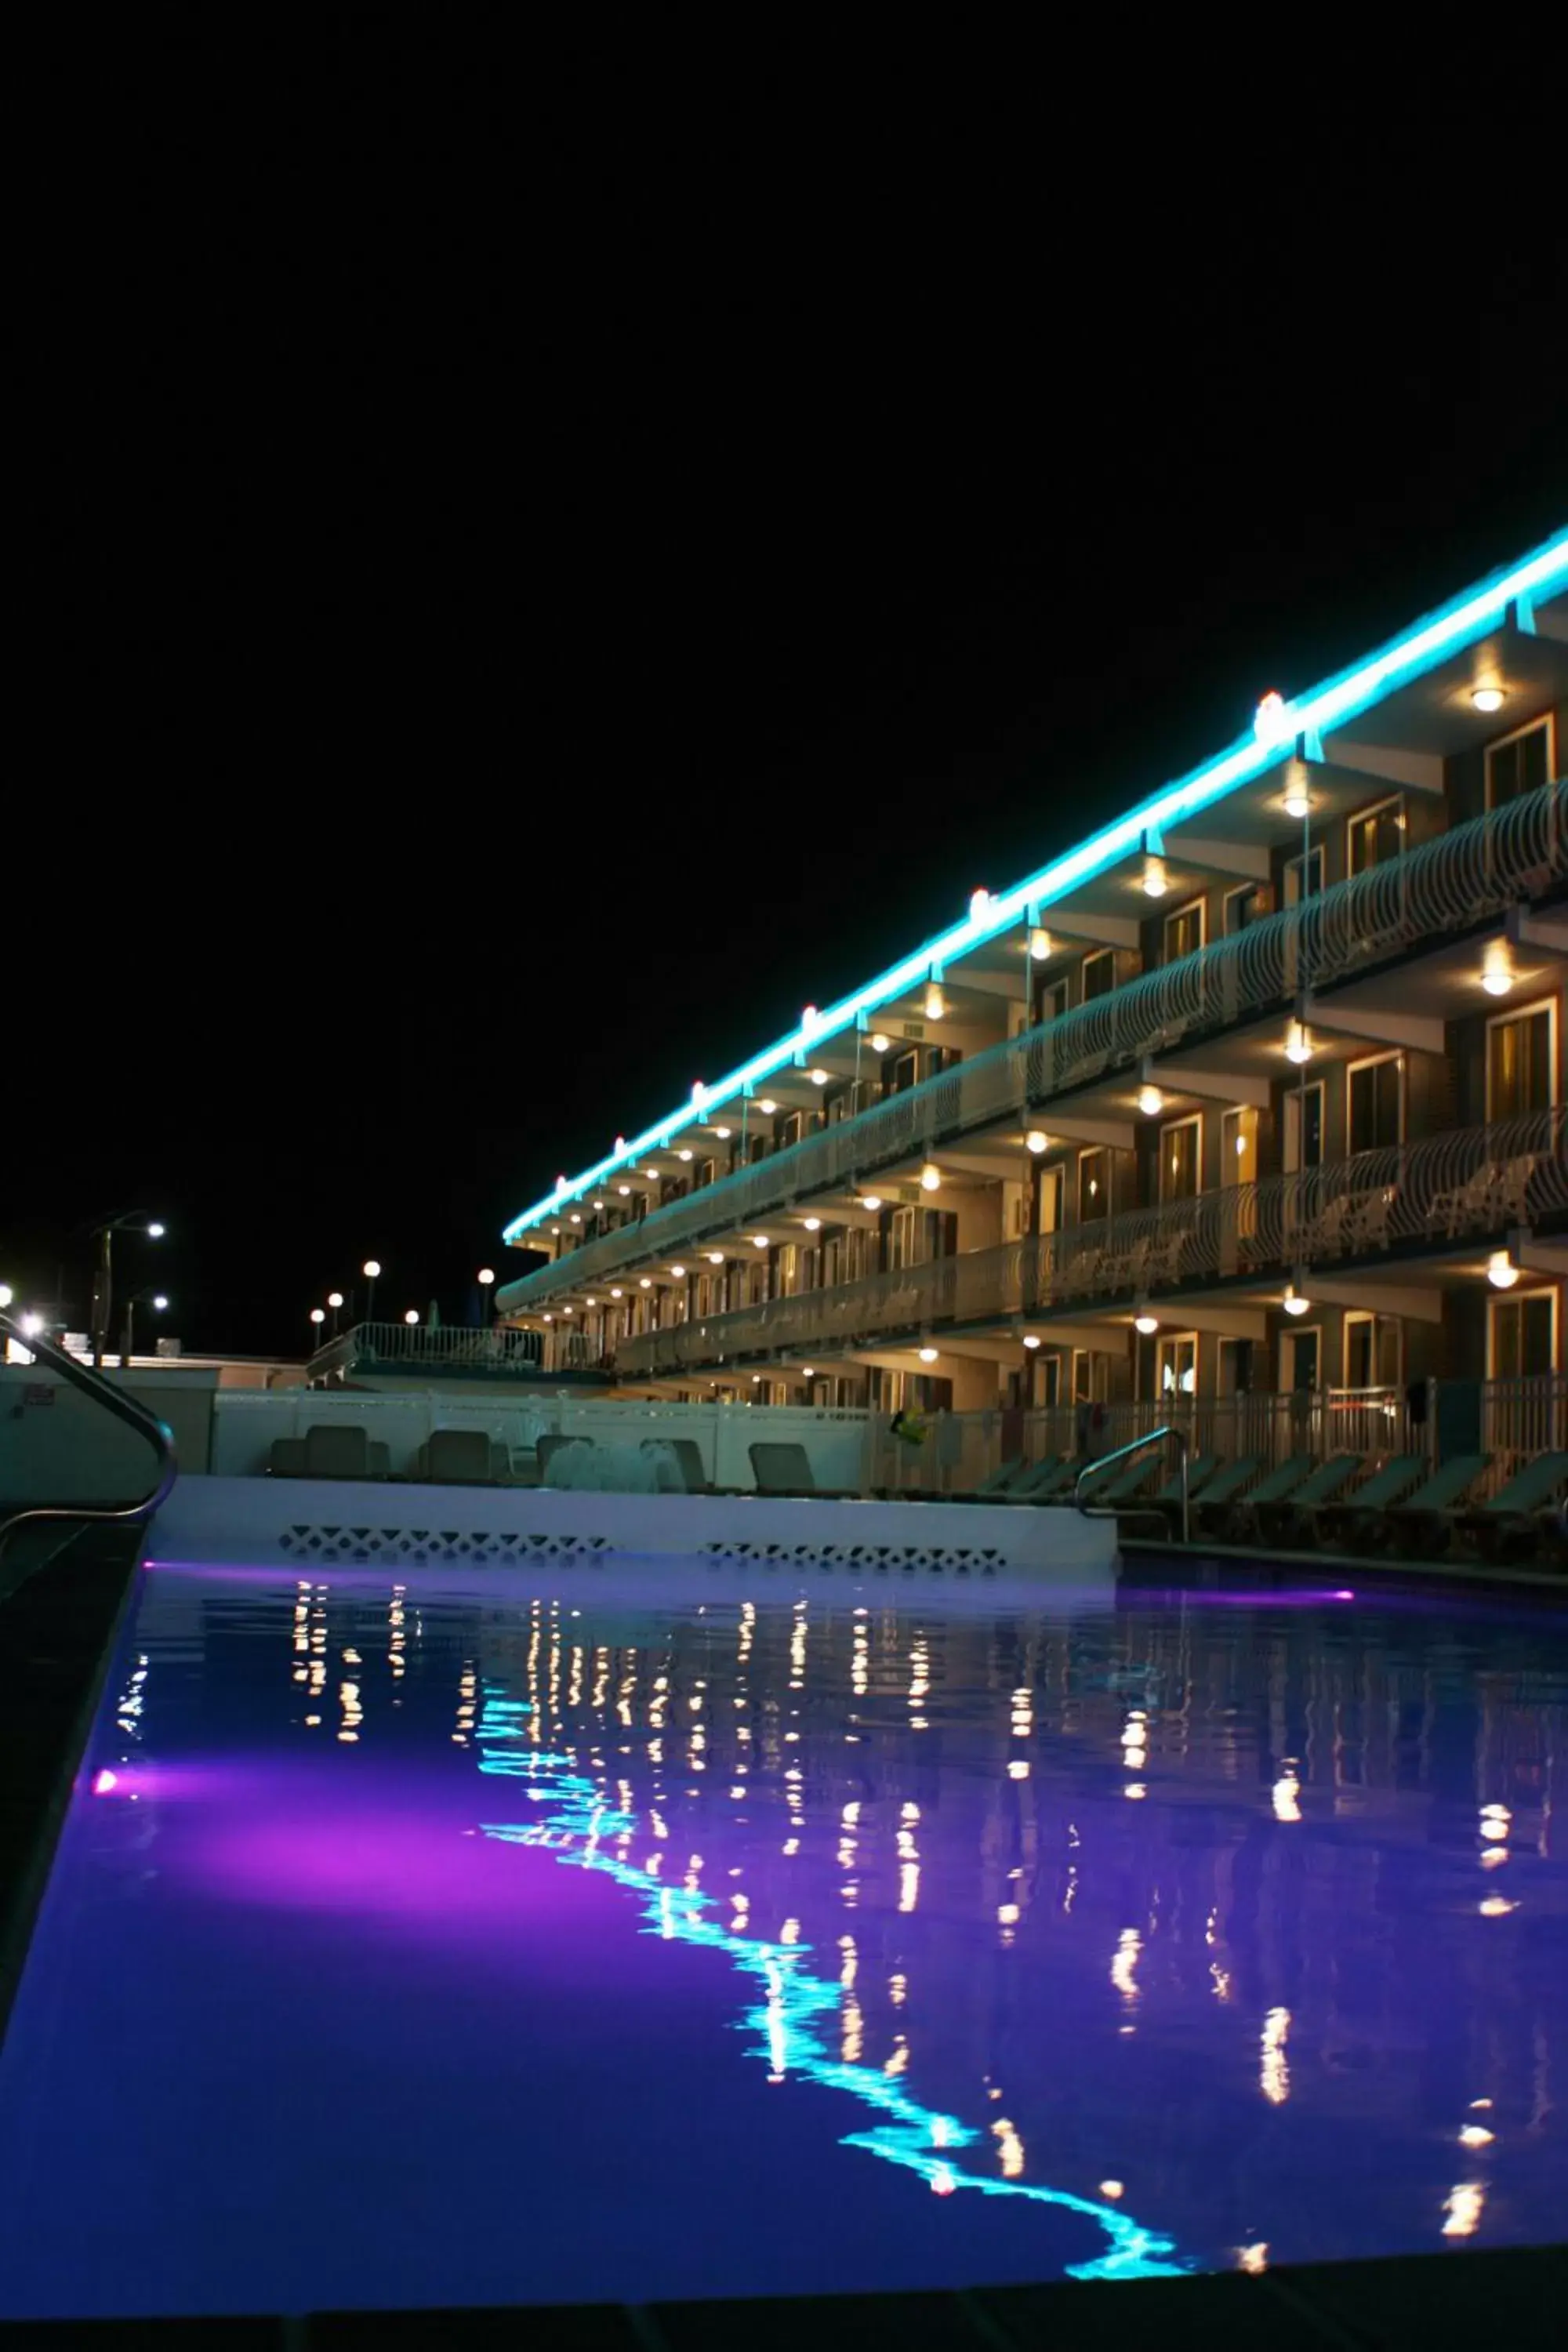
[1186,1455,1266,1541]
[1075,1450,1163,1512]
[1343,1187,1394,1250]
[1454,1451,1568,1564]
[1133,1454,1221,1539]
[1312,1453,1431,1550]
[414,1428,507,1485]
[1008,1454,1083,1504]
[302,1423,390,1481]
[1254,1453,1364,1546]
[749,1441,840,1497]
[1428,1163,1493,1239]
[947,1457,1037,1504]
[1220,1454,1315,1543]
[267,1436,307,1476]
[1379,1455,1492,1558]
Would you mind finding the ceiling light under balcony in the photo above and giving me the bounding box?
[1283,1285,1310,1316]
[1022,1334,1041,1350]
[568,1213,582,1225]
[639,1278,652,1290]
[809,1067,829,1086]
[561,1306,574,1316]
[617,1185,632,1196]
[802,1216,822,1232]
[1286,1020,1314,1064]
[1487,1250,1519,1290]
[713,1125,732,1140]
[1480,947,1514,996]
[1471,685,1505,714]
[1138,1083,1163,1116]
[924,982,946,1021]
[610,1288,623,1300]
[1025,1130,1049,1155]
[752,1234,770,1250]
[677,1148,694,1161]
[861,1195,882,1213]
[1029,926,1052,961]
[585,1296,597,1307]
[1283,781,1312,819]
[869,1032,891,1053]
[706,1251,725,1265]
[759,1098,778,1116]
[670,1265,686,1279]
[1134,1312,1159,1336]
[918,1346,939,1363]
[801,1365,815,1377]
[1142,855,1168,899]
[920,1163,942,1192]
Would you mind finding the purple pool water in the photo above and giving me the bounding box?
[0,1561,1564,2320]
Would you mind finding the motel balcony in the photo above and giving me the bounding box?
[502,779,1567,1316]
[610,1107,1568,1380]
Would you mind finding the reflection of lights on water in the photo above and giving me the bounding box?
[92,1768,118,1795]
[1123,1784,1147,1801]
[474,1690,1188,2282]
[1458,2124,1495,2148]
[1100,2179,1124,2199]
[1260,2007,1290,2105]
[997,1903,1020,1926]
[1236,2241,1268,2273]
[1272,1765,1301,1824]
[1111,1930,1142,2002]
[1443,2183,1485,2238]
[992,2116,1025,2178]
[1210,1965,1232,2002]
[1479,1896,1519,1917]
[899,1864,921,1914]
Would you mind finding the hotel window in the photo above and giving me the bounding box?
[1345,1310,1402,1389]
[1077,1148,1109,1223]
[1486,1001,1555,1121]
[1225,882,1265,935]
[1222,1105,1258,1185]
[1155,1331,1197,1398]
[1284,1080,1324,1173]
[1163,898,1205,963]
[1160,1114,1201,1203]
[1348,1053,1403,1153]
[1486,715,1552,809]
[1081,949,1115,1002]
[1347,796,1406,876]
[1489,1288,1555,1378]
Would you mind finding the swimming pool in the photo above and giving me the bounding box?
[0,1560,1563,2321]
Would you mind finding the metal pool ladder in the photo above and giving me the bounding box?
[1074,1424,1189,1544]
[0,1311,178,1569]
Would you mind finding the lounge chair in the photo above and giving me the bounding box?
[1312,1454,1430,1551]
[296,1424,390,1481]
[641,1436,713,1494]
[1219,1455,1315,1543]
[1380,1455,1491,1558]
[1075,1451,1164,1512]
[1133,1454,1221,1539]
[748,1441,858,1498]
[1001,1455,1081,1504]
[1254,1454,1364,1546]
[1455,1452,1568,1564]
[1188,1455,1266,1541]
[537,1433,593,1483]
[414,1428,508,1485]
[267,1436,307,1477]
[944,1457,1036,1504]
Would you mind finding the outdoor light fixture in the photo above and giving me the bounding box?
[1138,1083,1163,1116]
[618,1185,632,1196]
[1025,1130,1048,1154]
[1471,685,1505,713]
[713,1125,731,1140]
[920,1163,942,1192]
[328,1290,344,1308]
[803,1216,822,1232]
[310,1308,325,1327]
[1481,948,1514,996]
[561,1306,573,1316]
[610,1287,623,1300]
[568,1213,582,1225]
[869,1033,891,1053]
[363,1260,382,1280]
[677,1148,694,1160]
[670,1264,687,1279]
[802,1364,815,1377]
[477,1269,495,1287]
[1022,1334,1041,1350]
[639,1278,652,1290]
[1487,1250,1519,1290]
[809,1067,829,1086]
[1029,927,1052,960]
[860,1195,882,1212]
[586,1297,597,1308]
[969,889,991,920]
[924,982,946,1020]
[152,1295,168,1312]
[1283,1285,1310,1316]
[918,1346,938,1363]
[706,1251,725,1265]
[759,1098,778,1116]
[1283,780,1312,819]
[20,1312,44,1339]
[1286,1019,1314,1064]
[752,1234,770,1250]
[543,1314,552,1323]
[0,1284,12,1308]
[1134,1312,1159,1336]
[1142,855,1167,899]
[147,1221,166,1240]
[404,1309,419,1326]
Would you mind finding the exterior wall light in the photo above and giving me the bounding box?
[869,1033,891,1053]
[1283,1286,1310,1316]
[1029,927,1052,960]
[1025,1130,1049,1154]
[918,1346,938,1363]
[924,982,946,1021]
[920,1163,942,1192]
[1134,1312,1159,1336]
[1487,1250,1519,1290]
[1022,1334,1041,1350]
[1471,686,1505,713]
[1138,1084,1163,1116]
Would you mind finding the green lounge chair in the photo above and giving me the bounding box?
[1006,1454,1080,1504]
[1076,1451,1164,1511]
[1255,1454,1363,1546]
[1312,1454,1430,1550]
[1189,1455,1266,1541]
[1381,1455,1491,1557]
[948,1456,1037,1503]
[1456,1452,1568,1564]
[1140,1454,1221,1538]
[1223,1455,1316,1542]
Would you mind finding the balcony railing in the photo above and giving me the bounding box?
[615,1108,1567,1376]
[506,780,1566,1308]
[308,1320,546,1382]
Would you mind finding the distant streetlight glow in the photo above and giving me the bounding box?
[310,1308,326,1327]
[477,1268,495,1286]
[363,1260,382,1279]
[404,1308,420,1325]
[328,1291,344,1309]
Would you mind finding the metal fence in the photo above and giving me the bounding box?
[308,1321,545,1381]
[504,779,1566,1307]
[615,1109,1566,1377]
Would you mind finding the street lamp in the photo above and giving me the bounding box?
[327,1290,344,1336]
[477,1266,495,1327]
[363,1260,382,1324]
[89,1212,166,1369]
[403,1308,419,1326]
[121,1288,169,1366]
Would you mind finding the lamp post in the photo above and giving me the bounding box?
[310,1307,327,1346]
[327,1290,344,1337]
[477,1266,495,1326]
[121,1290,169,1367]
[362,1260,382,1326]
[89,1213,166,1370]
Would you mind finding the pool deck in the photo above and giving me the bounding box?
[1,2240,1564,2343]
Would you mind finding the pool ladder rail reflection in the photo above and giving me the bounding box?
[1075,1425,1189,1545]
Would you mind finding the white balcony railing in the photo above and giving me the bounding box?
[307,1320,545,1381]
[615,1108,1567,1377]
[506,780,1566,1308]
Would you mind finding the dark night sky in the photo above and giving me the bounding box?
[5,35,1566,1355]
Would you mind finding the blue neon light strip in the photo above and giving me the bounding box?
[503,528,1568,1240]
[475,1690,1189,2280]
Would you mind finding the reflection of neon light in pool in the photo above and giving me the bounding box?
[476,1689,1187,2281]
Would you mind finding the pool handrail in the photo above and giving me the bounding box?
[1076,1424,1189,1544]
[0,1312,178,1567]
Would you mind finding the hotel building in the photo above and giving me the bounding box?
[496,532,1567,1462]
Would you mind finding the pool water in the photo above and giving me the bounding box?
[0,1562,1564,2320]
